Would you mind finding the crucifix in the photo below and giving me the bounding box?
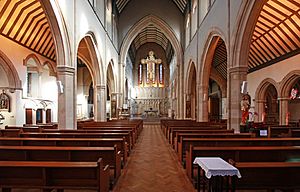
[141,51,162,84]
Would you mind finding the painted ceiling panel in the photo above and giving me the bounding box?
[0,0,55,61]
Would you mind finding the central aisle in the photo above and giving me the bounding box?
[113,124,195,192]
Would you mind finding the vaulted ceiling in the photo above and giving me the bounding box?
[128,24,174,64]
[115,0,188,13]
[0,0,55,61]
[249,0,300,72]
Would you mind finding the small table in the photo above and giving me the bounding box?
[193,157,241,192]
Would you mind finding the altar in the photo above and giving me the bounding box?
[144,108,159,118]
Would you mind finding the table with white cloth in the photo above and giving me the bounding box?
[193,157,241,192]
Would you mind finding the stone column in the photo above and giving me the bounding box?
[94,85,106,121]
[255,99,265,122]
[183,92,188,119]
[177,64,184,119]
[197,84,209,122]
[228,66,248,133]
[278,97,289,125]
[57,66,76,129]
[118,63,125,109]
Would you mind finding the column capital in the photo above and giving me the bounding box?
[278,97,290,101]
[95,85,106,90]
[119,62,126,68]
[56,66,75,74]
[255,99,266,103]
[196,84,208,90]
[228,66,248,74]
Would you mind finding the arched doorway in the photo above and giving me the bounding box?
[107,62,116,119]
[208,79,222,121]
[255,79,279,124]
[288,78,300,125]
[186,62,197,120]
[264,84,279,124]
[76,35,103,121]
[199,36,227,122]
[0,51,22,128]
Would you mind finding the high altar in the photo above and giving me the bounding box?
[130,50,170,117]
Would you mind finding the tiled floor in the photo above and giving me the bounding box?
[113,124,196,192]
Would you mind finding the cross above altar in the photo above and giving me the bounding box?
[141,51,162,83]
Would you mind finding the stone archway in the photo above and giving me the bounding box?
[255,78,279,123]
[230,0,266,131]
[186,61,197,120]
[120,14,184,118]
[40,1,73,129]
[77,34,105,121]
[279,70,300,125]
[107,62,117,119]
[198,34,227,123]
[0,50,22,91]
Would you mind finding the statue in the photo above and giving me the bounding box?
[241,93,251,125]
[141,51,162,83]
[0,90,10,112]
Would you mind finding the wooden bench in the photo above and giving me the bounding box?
[0,129,20,137]
[0,145,121,184]
[78,120,143,136]
[186,145,300,181]
[268,126,300,137]
[20,132,133,150]
[161,120,226,138]
[0,158,110,192]
[231,161,300,191]
[0,137,128,165]
[170,129,234,146]
[174,132,253,152]
[72,127,137,145]
[177,134,255,163]
[165,124,226,141]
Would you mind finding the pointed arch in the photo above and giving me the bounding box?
[77,33,103,86]
[198,32,227,88]
[279,70,300,98]
[107,61,116,93]
[197,33,227,122]
[0,50,22,90]
[120,14,182,66]
[255,78,279,101]
[23,54,43,73]
[43,61,57,77]
[185,60,197,119]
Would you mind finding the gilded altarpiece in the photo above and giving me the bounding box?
[131,51,170,117]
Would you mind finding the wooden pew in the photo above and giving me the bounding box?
[170,129,237,149]
[78,120,143,136]
[0,129,20,137]
[0,145,121,184]
[166,125,226,142]
[177,134,255,163]
[292,129,300,137]
[0,137,128,165]
[62,128,137,145]
[186,145,300,181]
[170,129,234,146]
[231,161,300,191]
[20,132,133,150]
[161,120,226,138]
[268,126,300,137]
[0,158,110,192]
